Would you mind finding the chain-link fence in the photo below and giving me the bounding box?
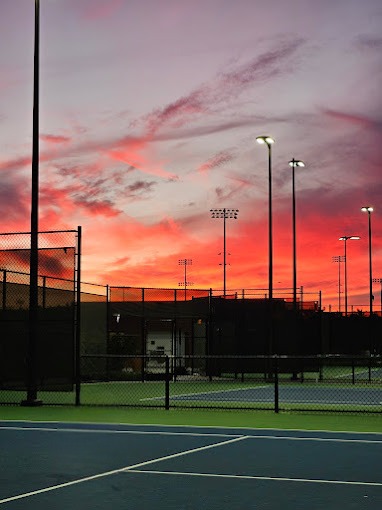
[2,352,381,411]
[1,269,382,413]
[73,354,382,413]
[0,229,80,404]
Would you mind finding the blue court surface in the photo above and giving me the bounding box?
[167,385,382,406]
[1,421,382,509]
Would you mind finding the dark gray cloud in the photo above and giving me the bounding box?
[356,35,382,51]
[126,180,156,196]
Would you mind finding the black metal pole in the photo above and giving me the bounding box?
[338,257,341,313]
[2,270,7,311]
[368,212,373,316]
[274,356,279,413]
[223,209,227,297]
[23,0,41,406]
[184,262,187,301]
[344,239,348,317]
[165,355,170,410]
[75,226,82,406]
[268,145,274,355]
[291,161,297,312]
[268,145,273,303]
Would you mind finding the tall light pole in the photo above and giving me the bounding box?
[361,206,374,316]
[339,236,360,317]
[178,259,192,301]
[23,0,41,406]
[332,255,345,313]
[288,159,305,312]
[372,278,382,315]
[256,136,275,302]
[256,136,275,356]
[210,208,239,297]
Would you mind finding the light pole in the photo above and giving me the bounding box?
[23,0,41,406]
[178,259,192,301]
[210,208,239,297]
[372,278,382,315]
[361,206,374,316]
[288,159,305,312]
[339,236,360,317]
[256,136,275,301]
[332,255,345,313]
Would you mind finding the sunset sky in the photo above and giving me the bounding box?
[0,0,381,311]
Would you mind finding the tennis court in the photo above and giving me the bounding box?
[1,421,381,509]
[167,384,382,406]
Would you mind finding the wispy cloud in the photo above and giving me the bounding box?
[125,180,156,198]
[40,134,71,145]
[197,150,235,174]
[141,38,305,137]
[355,35,382,51]
[321,109,382,130]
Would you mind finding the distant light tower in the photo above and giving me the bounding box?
[332,255,345,313]
[339,236,360,316]
[256,136,275,301]
[361,206,374,316]
[178,259,192,301]
[210,208,239,297]
[288,158,305,312]
[372,278,382,316]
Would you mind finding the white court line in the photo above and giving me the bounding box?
[0,425,241,438]
[127,469,382,487]
[334,367,382,379]
[1,426,382,443]
[140,385,269,401]
[0,436,247,505]
[1,420,381,437]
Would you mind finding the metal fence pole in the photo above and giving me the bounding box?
[2,270,6,311]
[274,356,279,413]
[75,226,82,406]
[165,356,170,410]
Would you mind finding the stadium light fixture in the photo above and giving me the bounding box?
[178,259,193,301]
[210,209,239,297]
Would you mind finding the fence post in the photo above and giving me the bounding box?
[75,225,82,406]
[165,355,170,410]
[274,355,279,413]
[2,269,6,311]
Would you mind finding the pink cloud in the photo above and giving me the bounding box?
[81,0,123,21]
[40,134,71,145]
[197,151,235,174]
[322,109,381,129]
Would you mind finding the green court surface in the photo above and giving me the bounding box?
[1,405,381,434]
